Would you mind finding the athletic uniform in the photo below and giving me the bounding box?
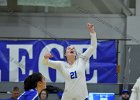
[130,77,140,100]
[17,89,38,100]
[45,33,97,100]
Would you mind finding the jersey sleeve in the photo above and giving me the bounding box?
[18,89,38,100]
[81,32,97,60]
[43,59,62,70]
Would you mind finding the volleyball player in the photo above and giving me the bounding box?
[43,23,97,100]
[18,72,46,100]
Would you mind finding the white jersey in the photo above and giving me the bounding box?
[130,77,140,100]
[45,33,97,100]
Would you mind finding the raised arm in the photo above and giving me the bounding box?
[43,52,62,70]
[81,23,97,59]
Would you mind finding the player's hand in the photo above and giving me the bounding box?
[87,23,95,33]
[44,53,53,59]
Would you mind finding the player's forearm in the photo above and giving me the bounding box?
[87,32,97,55]
[81,32,97,59]
[90,32,97,47]
[43,58,61,69]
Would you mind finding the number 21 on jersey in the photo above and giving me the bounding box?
[70,71,77,79]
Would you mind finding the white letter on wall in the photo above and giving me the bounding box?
[7,45,33,82]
